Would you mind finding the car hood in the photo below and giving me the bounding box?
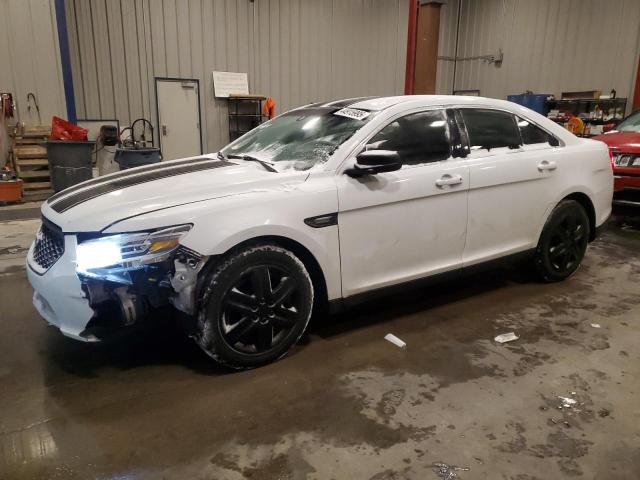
[41,155,310,232]
[591,132,640,153]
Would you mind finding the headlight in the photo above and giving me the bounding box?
[76,224,192,281]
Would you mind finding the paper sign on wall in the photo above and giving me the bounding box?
[212,71,249,98]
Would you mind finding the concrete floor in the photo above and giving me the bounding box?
[1,210,639,480]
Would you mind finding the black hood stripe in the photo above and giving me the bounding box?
[50,160,235,213]
[47,156,215,204]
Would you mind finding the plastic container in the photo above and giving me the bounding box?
[46,140,95,192]
[507,94,525,106]
[0,179,23,202]
[114,148,162,170]
[507,93,551,115]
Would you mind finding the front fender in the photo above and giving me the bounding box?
[102,179,343,300]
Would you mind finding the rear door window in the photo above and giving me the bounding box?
[460,109,521,152]
[366,110,451,167]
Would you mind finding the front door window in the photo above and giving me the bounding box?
[366,110,451,166]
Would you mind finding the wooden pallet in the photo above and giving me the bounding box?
[11,126,54,201]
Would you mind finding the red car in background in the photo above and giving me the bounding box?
[593,110,640,206]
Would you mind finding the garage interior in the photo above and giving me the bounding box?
[1,0,640,479]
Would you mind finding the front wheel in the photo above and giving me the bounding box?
[533,199,590,282]
[195,244,314,369]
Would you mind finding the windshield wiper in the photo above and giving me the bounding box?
[225,153,278,172]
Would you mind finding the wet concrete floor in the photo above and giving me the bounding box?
[1,210,639,479]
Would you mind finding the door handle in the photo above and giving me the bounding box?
[537,160,557,171]
[162,125,168,136]
[435,174,463,187]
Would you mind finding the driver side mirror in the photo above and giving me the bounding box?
[345,150,402,178]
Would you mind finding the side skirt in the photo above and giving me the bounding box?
[329,249,535,314]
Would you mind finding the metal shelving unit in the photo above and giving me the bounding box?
[227,94,267,142]
[546,98,627,137]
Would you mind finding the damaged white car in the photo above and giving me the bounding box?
[27,95,613,368]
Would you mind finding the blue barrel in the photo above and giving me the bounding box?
[508,93,550,115]
[507,94,525,106]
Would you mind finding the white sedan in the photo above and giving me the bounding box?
[27,95,613,368]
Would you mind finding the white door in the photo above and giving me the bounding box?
[460,108,562,266]
[337,109,469,297]
[156,79,201,161]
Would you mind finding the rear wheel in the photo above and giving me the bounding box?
[195,244,313,369]
[533,200,590,282]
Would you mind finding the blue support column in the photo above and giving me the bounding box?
[54,0,76,123]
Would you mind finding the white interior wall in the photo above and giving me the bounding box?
[3,0,639,136]
[65,0,409,153]
[436,0,640,112]
[0,0,67,126]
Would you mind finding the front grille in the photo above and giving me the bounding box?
[32,221,65,270]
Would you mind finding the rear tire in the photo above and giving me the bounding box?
[195,243,314,369]
[533,200,590,282]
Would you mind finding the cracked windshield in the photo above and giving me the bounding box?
[221,107,375,171]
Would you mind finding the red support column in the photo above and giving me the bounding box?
[404,0,419,95]
[413,2,443,94]
[633,56,640,111]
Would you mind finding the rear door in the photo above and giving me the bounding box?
[459,108,562,266]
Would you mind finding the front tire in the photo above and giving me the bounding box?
[533,200,590,282]
[195,244,314,369]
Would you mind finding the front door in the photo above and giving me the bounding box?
[459,108,562,265]
[156,78,202,161]
[336,109,469,297]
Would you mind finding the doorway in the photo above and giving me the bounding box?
[155,78,202,161]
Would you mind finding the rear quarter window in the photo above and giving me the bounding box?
[517,117,555,145]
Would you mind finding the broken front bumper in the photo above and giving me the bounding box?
[26,235,95,341]
[27,229,207,342]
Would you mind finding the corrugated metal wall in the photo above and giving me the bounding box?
[65,0,409,153]
[436,0,640,111]
[0,0,66,125]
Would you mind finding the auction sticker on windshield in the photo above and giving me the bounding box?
[334,108,371,120]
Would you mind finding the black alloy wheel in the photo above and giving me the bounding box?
[547,213,588,273]
[220,264,301,354]
[534,200,590,282]
[196,244,314,369]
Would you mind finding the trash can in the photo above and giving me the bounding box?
[46,140,95,192]
[114,148,162,170]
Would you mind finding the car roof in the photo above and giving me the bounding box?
[297,95,578,145]
[348,95,521,111]
[301,95,521,112]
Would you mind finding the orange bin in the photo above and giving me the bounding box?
[0,179,23,203]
